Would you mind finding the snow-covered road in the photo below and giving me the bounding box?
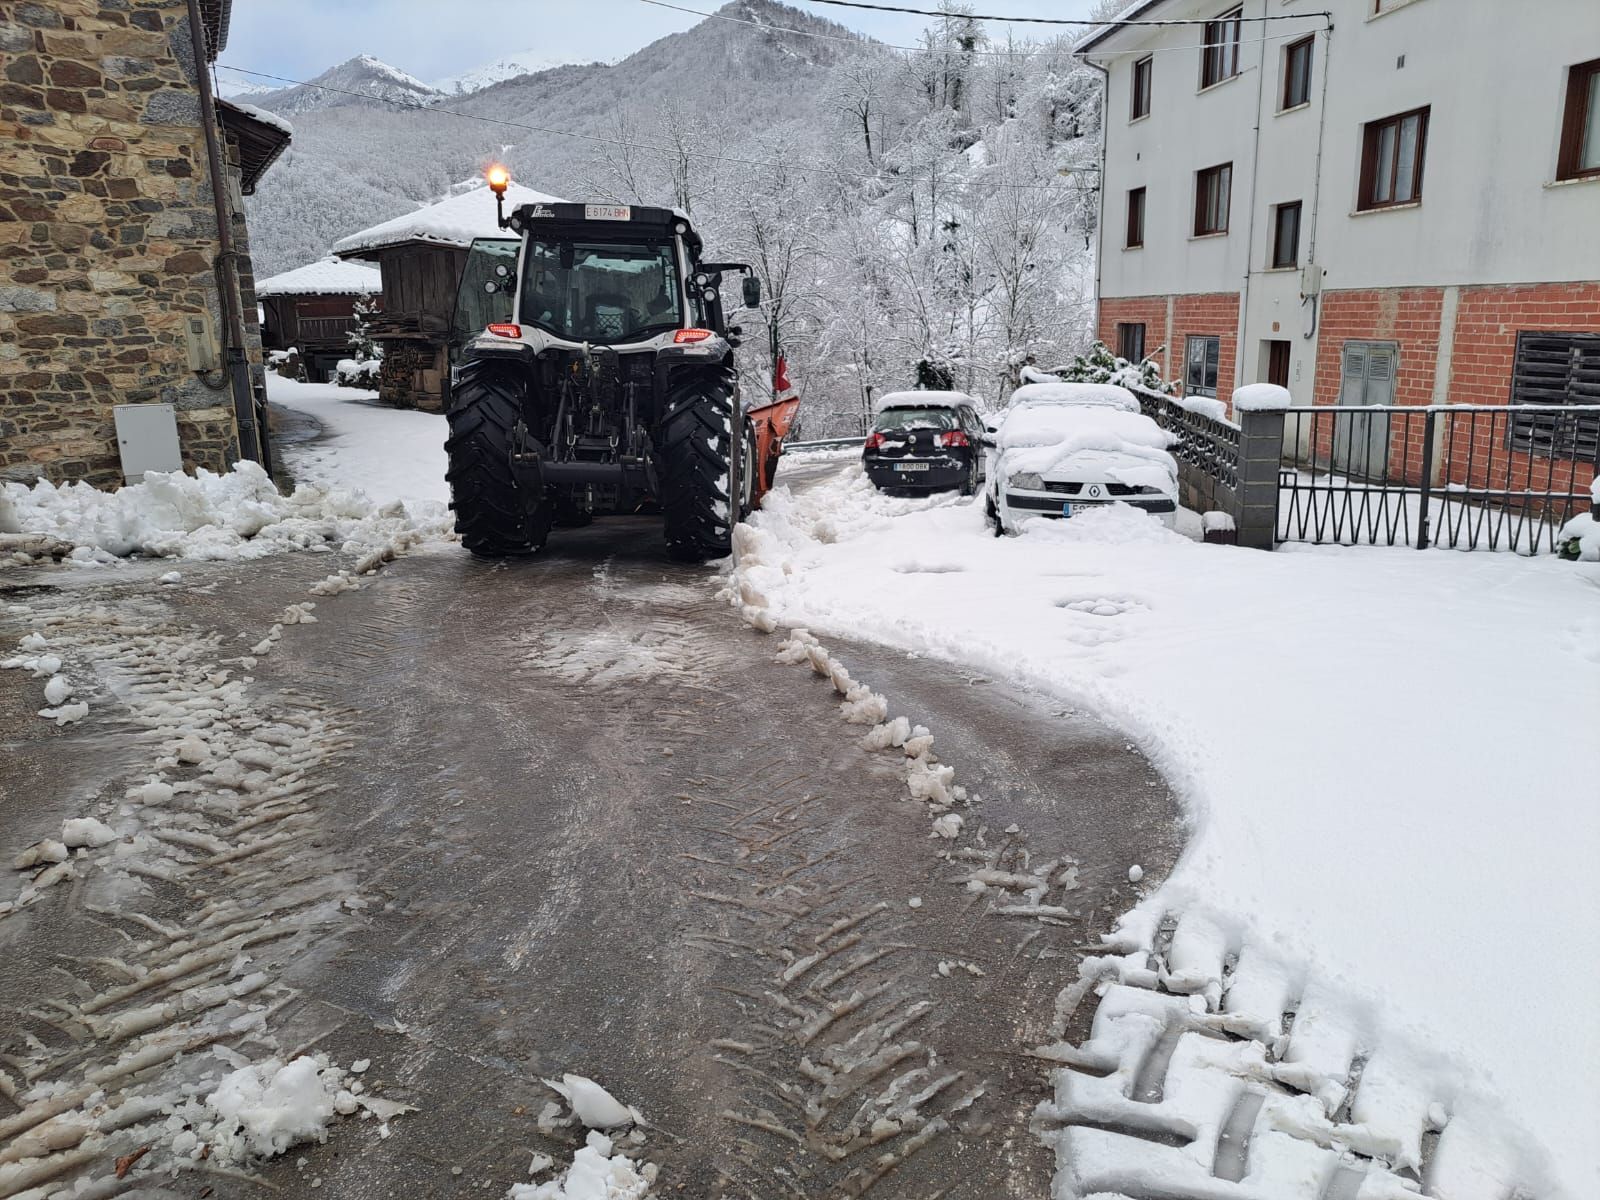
[732,462,1600,1199]
[268,376,449,506]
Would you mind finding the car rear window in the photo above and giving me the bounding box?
[875,407,959,431]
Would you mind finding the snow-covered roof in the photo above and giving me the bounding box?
[256,256,381,297]
[331,182,566,257]
[1074,0,1168,56]
[873,389,976,414]
[1009,381,1140,413]
[216,96,292,137]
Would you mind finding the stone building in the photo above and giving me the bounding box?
[0,0,290,487]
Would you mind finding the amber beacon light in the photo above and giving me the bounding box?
[487,164,512,228]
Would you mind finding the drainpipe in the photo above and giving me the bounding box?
[1085,57,1110,361]
[1302,20,1335,342]
[186,0,258,464]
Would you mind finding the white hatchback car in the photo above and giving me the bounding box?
[985,381,1179,534]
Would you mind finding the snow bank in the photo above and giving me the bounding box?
[0,459,448,563]
[873,389,976,414]
[1008,381,1140,412]
[733,460,1600,1198]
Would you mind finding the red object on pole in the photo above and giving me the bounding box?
[773,354,798,401]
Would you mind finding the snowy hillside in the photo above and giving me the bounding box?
[246,54,441,117]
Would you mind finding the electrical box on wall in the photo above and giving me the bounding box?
[1300,264,1323,299]
[182,311,219,373]
[113,403,183,485]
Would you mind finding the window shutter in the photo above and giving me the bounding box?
[1509,332,1600,459]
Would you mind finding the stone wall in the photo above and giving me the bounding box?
[0,0,259,486]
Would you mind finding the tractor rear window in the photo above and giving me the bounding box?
[875,407,959,432]
[521,239,681,344]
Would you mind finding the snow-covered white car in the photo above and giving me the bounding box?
[985,381,1178,534]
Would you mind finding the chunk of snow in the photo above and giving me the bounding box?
[201,1056,341,1162]
[158,570,183,584]
[12,840,68,869]
[508,1130,656,1200]
[931,813,963,839]
[40,700,88,725]
[542,1074,641,1129]
[1231,382,1292,411]
[42,674,72,705]
[61,817,117,848]
[1127,864,1144,883]
[908,896,922,909]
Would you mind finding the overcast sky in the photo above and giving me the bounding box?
[225,0,1103,89]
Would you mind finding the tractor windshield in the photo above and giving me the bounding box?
[520,238,682,344]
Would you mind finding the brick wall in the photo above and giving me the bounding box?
[1097,296,1169,374]
[1170,293,1240,407]
[1304,283,1597,500]
[0,0,252,486]
[1098,292,1241,403]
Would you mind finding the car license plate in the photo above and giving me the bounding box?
[895,462,930,472]
[585,204,631,221]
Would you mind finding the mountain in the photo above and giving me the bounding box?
[429,51,587,97]
[248,54,441,117]
[242,0,858,276]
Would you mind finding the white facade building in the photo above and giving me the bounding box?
[1080,0,1600,425]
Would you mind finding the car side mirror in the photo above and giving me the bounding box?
[742,275,761,308]
[980,435,997,448]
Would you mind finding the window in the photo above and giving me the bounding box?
[1271,201,1302,268]
[1358,106,1429,209]
[1509,332,1600,460]
[1126,187,1146,248]
[1185,335,1221,397]
[520,237,681,343]
[1194,163,1232,235]
[1131,55,1153,120]
[1201,7,1242,89]
[1117,322,1146,363]
[1557,58,1600,181]
[1282,35,1314,109]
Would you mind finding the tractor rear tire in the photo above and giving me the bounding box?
[659,365,739,562]
[445,359,552,558]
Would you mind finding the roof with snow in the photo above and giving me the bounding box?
[256,257,381,298]
[1074,0,1170,56]
[331,182,567,258]
[215,97,291,194]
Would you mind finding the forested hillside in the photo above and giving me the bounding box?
[242,0,1104,432]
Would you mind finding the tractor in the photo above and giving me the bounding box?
[444,172,798,560]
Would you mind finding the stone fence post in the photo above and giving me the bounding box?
[1231,385,1292,551]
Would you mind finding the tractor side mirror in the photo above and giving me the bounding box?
[742,275,761,308]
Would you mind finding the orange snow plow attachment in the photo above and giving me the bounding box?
[746,355,801,503]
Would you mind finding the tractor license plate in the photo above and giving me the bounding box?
[585,204,631,221]
[895,462,930,472]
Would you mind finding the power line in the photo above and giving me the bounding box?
[798,0,1330,27]
[216,63,1103,193]
[641,0,1324,60]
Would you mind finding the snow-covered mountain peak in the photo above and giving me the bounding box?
[429,50,582,97]
[248,54,442,117]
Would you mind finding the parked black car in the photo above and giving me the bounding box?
[862,391,988,495]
